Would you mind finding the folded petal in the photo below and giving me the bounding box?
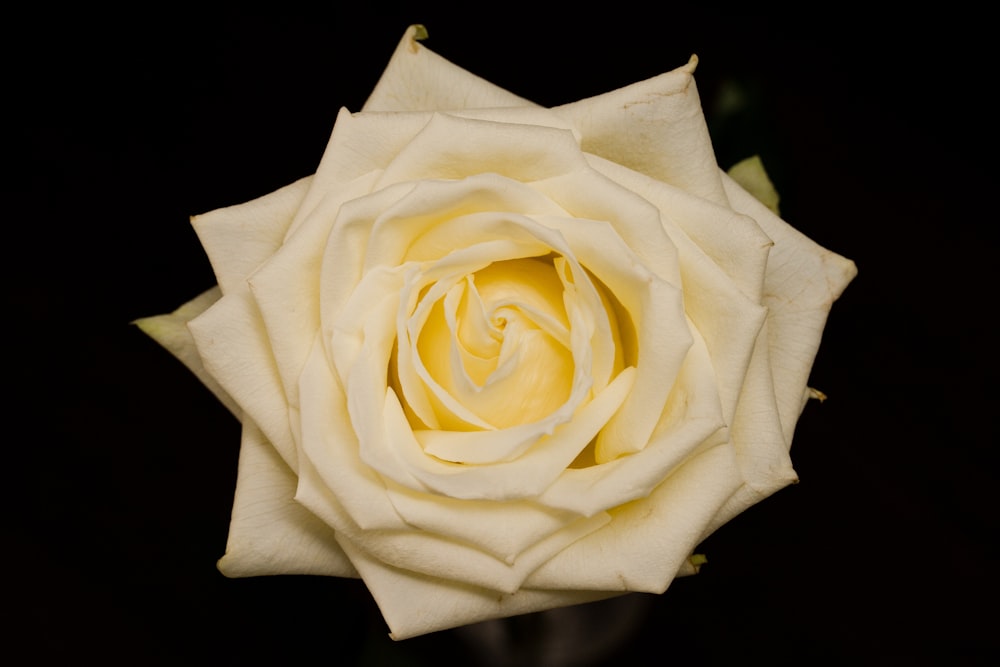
[218,420,356,578]
[722,171,857,441]
[338,535,616,640]
[191,177,311,295]
[363,25,531,113]
[554,57,729,207]
[527,441,741,592]
[188,288,298,470]
[134,287,237,416]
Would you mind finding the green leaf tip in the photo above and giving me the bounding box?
[688,553,708,573]
[727,155,780,215]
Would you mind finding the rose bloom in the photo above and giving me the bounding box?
[139,25,855,639]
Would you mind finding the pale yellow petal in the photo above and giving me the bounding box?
[553,56,729,207]
[363,25,530,113]
[722,171,857,441]
[338,535,616,640]
[188,289,298,470]
[218,420,356,578]
[526,442,741,591]
[134,287,237,416]
[191,176,311,295]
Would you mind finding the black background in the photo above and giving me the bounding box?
[9,3,996,664]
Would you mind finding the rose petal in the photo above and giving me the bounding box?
[383,484,596,563]
[722,171,857,440]
[329,492,610,596]
[296,335,410,530]
[583,157,773,427]
[188,288,298,470]
[296,380,617,594]
[375,114,588,188]
[722,318,797,499]
[191,176,310,295]
[363,25,530,113]
[585,154,772,303]
[369,376,632,500]
[336,537,616,641]
[526,212,690,462]
[248,171,380,419]
[553,56,729,207]
[282,109,428,238]
[526,441,741,592]
[539,328,728,516]
[217,420,356,578]
[134,287,237,416]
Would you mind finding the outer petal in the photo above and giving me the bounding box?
[134,287,237,416]
[553,56,729,207]
[218,420,356,578]
[526,440,742,592]
[248,170,380,418]
[362,25,530,113]
[337,535,616,640]
[584,154,771,303]
[722,171,857,441]
[579,156,771,428]
[192,176,311,296]
[694,173,857,538]
[721,319,797,502]
[339,440,741,640]
[188,288,298,470]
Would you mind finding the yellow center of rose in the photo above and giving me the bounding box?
[414,256,575,430]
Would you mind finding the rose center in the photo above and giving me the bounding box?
[413,256,575,430]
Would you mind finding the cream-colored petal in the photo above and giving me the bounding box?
[379,368,632,501]
[528,213,690,462]
[135,287,238,416]
[722,171,857,441]
[218,420,356,578]
[284,109,426,238]
[375,113,587,188]
[188,289,297,470]
[338,535,617,640]
[526,441,741,592]
[725,318,798,496]
[533,168,681,286]
[363,25,531,113]
[247,171,379,415]
[383,485,589,563]
[539,329,728,516]
[586,154,772,303]
[295,377,617,594]
[553,56,729,207]
[582,156,772,428]
[369,174,569,268]
[318,181,420,334]
[296,336,409,531]
[330,501,609,595]
[191,176,311,295]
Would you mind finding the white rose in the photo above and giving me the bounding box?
[138,25,856,639]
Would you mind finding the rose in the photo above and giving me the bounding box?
[138,25,855,639]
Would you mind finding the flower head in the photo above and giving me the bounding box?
[138,25,855,639]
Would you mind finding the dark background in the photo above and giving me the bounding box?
[9,3,995,664]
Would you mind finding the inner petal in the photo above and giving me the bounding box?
[415,257,575,429]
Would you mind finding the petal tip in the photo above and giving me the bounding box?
[407,24,428,52]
